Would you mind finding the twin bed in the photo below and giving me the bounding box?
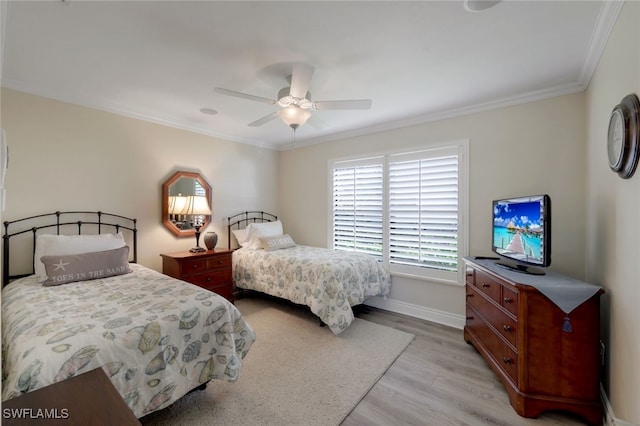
[227,211,391,335]
[1,210,390,418]
[1,211,255,419]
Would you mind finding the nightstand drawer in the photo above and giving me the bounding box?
[182,258,208,276]
[201,282,234,300]
[181,256,231,276]
[207,255,232,270]
[188,269,232,287]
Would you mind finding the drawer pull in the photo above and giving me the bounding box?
[466,293,473,299]
[466,316,474,321]
[205,277,212,282]
[503,325,512,332]
[503,297,513,303]
[481,282,490,288]
[192,264,199,269]
[503,357,513,364]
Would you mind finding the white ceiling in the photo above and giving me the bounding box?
[1,1,621,150]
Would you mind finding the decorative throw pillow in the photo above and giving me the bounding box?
[244,221,284,250]
[260,234,296,251]
[34,233,126,282]
[41,246,132,286]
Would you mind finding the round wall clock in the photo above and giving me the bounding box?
[607,93,640,179]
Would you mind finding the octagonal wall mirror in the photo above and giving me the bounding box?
[162,171,212,237]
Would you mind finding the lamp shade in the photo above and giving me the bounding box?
[184,195,212,216]
[168,195,188,215]
[279,105,311,128]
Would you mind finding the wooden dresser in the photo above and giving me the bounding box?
[463,257,603,425]
[160,249,234,303]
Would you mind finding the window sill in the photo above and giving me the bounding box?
[390,271,463,287]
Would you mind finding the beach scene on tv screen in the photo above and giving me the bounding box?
[493,200,544,262]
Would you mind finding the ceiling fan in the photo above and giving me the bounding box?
[214,64,372,130]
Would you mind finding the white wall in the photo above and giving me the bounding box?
[279,92,587,326]
[1,88,279,273]
[585,2,639,423]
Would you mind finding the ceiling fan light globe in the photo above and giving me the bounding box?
[279,105,311,128]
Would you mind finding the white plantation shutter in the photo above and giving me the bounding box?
[332,159,384,256]
[330,143,465,284]
[389,148,459,272]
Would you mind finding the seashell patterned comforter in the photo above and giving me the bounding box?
[233,245,390,334]
[1,263,256,418]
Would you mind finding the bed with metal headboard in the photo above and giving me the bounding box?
[226,210,391,335]
[3,211,138,286]
[2,210,255,418]
[226,211,278,250]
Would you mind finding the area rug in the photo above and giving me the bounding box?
[141,296,414,426]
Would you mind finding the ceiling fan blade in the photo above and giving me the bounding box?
[214,87,276,105]
[314,99,372,110]
[248,111,279,127]
[289,64,314,99]
[307,114,330,130]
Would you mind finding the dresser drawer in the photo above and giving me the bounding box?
[501,285,519,316]
[466,285,517,348]
[467,305,518,384]
[474,270,501,304]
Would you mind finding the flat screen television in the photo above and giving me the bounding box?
[491,194,551,275]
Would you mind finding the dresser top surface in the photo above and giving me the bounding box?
[160,249,233,260]
[465,256,603,314]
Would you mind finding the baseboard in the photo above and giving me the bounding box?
[601,384,637,426]
[364,296,466,329]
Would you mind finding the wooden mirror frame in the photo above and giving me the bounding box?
[162,171,212,237]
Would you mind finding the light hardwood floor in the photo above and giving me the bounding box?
[344,305,592,426]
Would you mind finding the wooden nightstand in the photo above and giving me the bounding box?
[2,368,141,425]
[160,249,234,302]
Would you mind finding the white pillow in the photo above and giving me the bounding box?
[34,233,126,282]
[243,221,284,250]
[231,229,248,246]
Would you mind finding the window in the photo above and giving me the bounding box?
[332,159,383,256]
[330,142,467,285]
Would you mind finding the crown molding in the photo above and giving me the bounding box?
[578,0,625,87]
[1,78,270,149]
[277,81,586,151]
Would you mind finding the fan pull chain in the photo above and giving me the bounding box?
[290,125,298,151]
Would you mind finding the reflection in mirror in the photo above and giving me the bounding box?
[162,171,212,237]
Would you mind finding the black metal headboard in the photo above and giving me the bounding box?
[2,211,137,286]
[227,211,277,250]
